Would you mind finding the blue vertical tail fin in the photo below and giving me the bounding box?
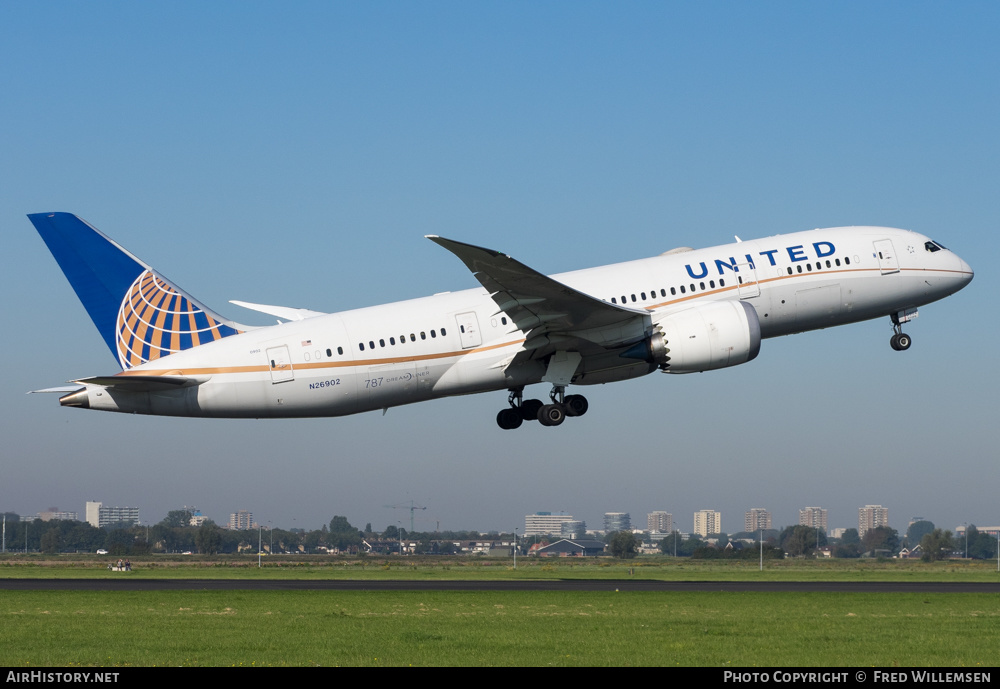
[29,212,245,370]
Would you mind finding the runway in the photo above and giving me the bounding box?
[3,579,999,592]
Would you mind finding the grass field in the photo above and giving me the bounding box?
[3,556,998,666]
[2,589,997,666]
[3,554,1000,581]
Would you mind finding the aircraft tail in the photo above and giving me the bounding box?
[29,212,245,370]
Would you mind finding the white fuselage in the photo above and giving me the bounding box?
[83,226,972,418]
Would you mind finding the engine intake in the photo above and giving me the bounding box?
[623,300,761,373]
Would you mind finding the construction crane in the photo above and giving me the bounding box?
[384,500,427,533]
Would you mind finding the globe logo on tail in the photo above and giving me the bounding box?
[115,270,238,369]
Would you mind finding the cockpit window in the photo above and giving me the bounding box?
[925,240,947,252]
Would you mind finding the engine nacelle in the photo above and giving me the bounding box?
[625,300,761,373]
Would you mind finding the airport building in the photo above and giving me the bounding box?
[693,510,721,538]
[858,505,889,538]
[524,512,576,537]
[799,507,828,533]
[745,508,772,532]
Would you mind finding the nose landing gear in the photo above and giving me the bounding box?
[889,312,913,351]
[890,331,911,351]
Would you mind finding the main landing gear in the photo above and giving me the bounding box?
[889,314,912,351]
[496,386,589,430]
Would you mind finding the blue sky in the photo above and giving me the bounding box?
[2,2,997,537]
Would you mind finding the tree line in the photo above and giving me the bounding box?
[4,510,996,560]
[0,511,513,556]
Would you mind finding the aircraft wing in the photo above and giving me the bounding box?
[427,236,651,354]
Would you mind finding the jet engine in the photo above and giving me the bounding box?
[623,300,761,373]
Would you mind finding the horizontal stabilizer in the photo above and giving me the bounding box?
[73,375,205,392]
[230,300,327,321]
[28,386,86,394]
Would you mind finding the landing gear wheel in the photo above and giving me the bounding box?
[537,403,566,427]
[496,408,523,430]
[890,333,912,351]
[564,394,589,417]
[520,398,544,421]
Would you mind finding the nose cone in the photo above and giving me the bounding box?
[956,255,974,287]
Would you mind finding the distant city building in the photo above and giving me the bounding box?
[186,507,207,527]
[745,508,772,532]
[38,508,79,522]
[648,511,673,534]
[955,525,1000,538]
[84,501,139,528]
[693,510,721,537]
[858,505,889,538]
[799,507,828,533]
[603,512,631,533]
[85,502,101,528]
[229,510,254,531]
[524,512,575,537]
[560,520,587,539]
